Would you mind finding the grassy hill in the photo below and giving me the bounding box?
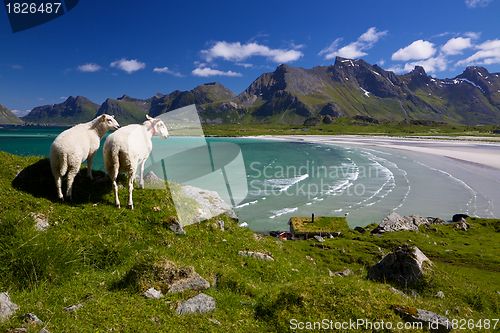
[1,151,499,332]
[0,103,23,125]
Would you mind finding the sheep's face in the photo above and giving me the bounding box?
[154,120,169,140]
[102,115,120,130]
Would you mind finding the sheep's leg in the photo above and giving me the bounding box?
[108,162,121,208]
[87,153,95,180]
[139,160,146,189]
[54,173,64,201]
[112,178,121,208]
[127,171,134,210]
[65,164,80,201]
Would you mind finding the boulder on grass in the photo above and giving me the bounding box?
[0,292,18,322]
[372,212,428,233]
[394,305,452,332]
[176,293,216,315]
[367,245,433,286]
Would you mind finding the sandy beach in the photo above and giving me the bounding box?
[250,135,500,220]
[255,135,500,169]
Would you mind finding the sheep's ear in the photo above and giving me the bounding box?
[146,115,153,120]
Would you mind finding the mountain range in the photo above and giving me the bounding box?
[3,57,500,126]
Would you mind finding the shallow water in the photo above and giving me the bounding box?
[1,127,495,231]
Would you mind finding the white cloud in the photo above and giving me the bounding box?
[78,63,102,72]
[441,37,473,55]
[456,39,500,67]
[11,64,23,70]
[191,67,242,77]
[387,56,448,74]
[153,67,184,77]
[201,41,303,63]
[319,27,388,60]
[110,58,146,74]
[11,109,30,117]
[391,40,436,61]
[235,63,253,68]
[465,0,492,7]
[464,31,481,40]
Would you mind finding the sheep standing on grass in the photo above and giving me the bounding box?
[103,115,169,209]
[50,114,120,201]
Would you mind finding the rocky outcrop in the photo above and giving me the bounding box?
[0,292,18,322]
[176,293,216,315]
[367,245,433,286]
[372,212,447,233]
[125,258,210,295]
[394,305,452,332]
[372,212,429,233]
[173,184,238,226]
[238,251,274,261]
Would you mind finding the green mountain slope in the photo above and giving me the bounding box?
[22,96,100,125]
[0,103,23,124]
[18,59,500,126]
[219,57,500,125]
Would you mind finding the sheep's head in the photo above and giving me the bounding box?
[146,115,169,140]
[101,114,120,130]
[154,120,169,140]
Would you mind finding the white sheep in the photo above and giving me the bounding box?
[50,114,120,201]
[103,115,169,209]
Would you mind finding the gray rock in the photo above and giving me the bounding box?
[62,303,83,312]
[395,305,452,332]
[23,313,43,325]
[134,171,165,189]
[253,233,265,242]
[372,212,429,233]
[142,288,164,299]
[333,268,351,277]
[172,185,238,227]
[454,221,468,231]
[215,219,224,231]
[408,289,420,298]
[39,329,50,333]
[176,293,216,315]
[168,216,186,235]
[169,272,210,294]
[238,251,274,261]
[427,217,446,225]
[0,292,18,322]
[434,291,445,298]
[30,212,49,232]
[208,318,221,325]
[354,226,366,233]
[367,245,433,286]
[313,235,325,243]
[390,287,409,298]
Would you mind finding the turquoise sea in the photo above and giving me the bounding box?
[0,126,494,231]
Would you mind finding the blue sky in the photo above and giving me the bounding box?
[2,0,500,116]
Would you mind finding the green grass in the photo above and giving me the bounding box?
[1,151,500,332]
[202,117,500,138]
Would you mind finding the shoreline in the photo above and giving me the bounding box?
[239,134,500,222]
[244,134,500,170]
